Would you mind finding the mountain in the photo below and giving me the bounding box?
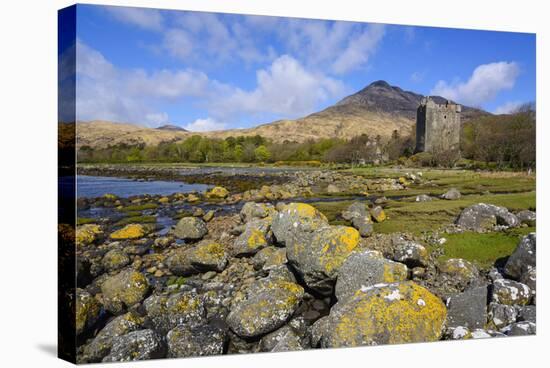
[76,80,490,148]
[156,124,188,132]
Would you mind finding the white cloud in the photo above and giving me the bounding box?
[75,40,210,126]
[332,24,386,74]
[105,6,164,31]
[493,101,523,114]
[184,118,226,132]
[213,55,346,118]
[163,29,194,60]
[431,62,520,106]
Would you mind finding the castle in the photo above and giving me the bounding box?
[415,97,461,153]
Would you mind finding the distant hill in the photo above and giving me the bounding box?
[156,124,188,132]
[76,80,490,148]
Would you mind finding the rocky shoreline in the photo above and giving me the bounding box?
[69,169,536,363]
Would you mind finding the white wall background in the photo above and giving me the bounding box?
[0,0,547,367]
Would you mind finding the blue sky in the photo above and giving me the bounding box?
[67,4,536,131]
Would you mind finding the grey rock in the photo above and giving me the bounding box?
[341,202,368,221]
[167,324,226,358]
[488,302,518,329]
[502,321,536,336]
[240,202,276,223]
[441,188,461,200]
[351,215,373,236]
[271,203,328,247]
[102,329,165,362]
[492,279,531,305]
[335,250,407,301]
[516,210,536,226]
[101,249,130,272]
[144,292,206,333]
[516,305,536,323]
[393,241,428,267]
[520,268,536,297]
[446,285,488,329]
[232,218,272,256]
[173,217,208,240]
[271,329,304,352]
[416,194,433,202]
[504,233,536,280]
[100,269,149,315]
[456,203,519,231]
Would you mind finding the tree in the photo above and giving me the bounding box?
[254,145,271,162]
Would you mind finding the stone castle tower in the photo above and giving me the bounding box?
[415,97,461,153]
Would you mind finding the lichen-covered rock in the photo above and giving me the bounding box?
[203,210,215,222]
[335,250,408,301]
[206,186,229,199]
[102,249,130,272]
[252,247,287,270]
[227,279,304,338]
[441,188,461,200]
[233,218,271,256]
[167,324,226,358]
[271,203,328,246]
[456,203,519,231]
[101,269,150,314]
[492,279,531,305]
[439,258,479,284]
[110,224,147,240]
[102,329,165,362]
[446,285,488,329]
[240,202,276,223]
[76,288,101,335]
[173,217,208,240]
[520,268,536,298]
[166,242,228,275]
[271,329,304,352]
[341,202,368,221]
[446,326,472,340]
[393,241,428,268]
[76,224,102,246]
[81,312,145,363]
[144,292,206,333]
[369,206,386,223]
[287,225,360,295]
[321,282,447,347]
[516,210,536,226]
[504,233,536,280]
[351,216,373,236]
[487,302,518,329]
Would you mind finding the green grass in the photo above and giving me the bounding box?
[118,203,158,212]
[437,227,535,269]
[114,215,156,226]
[309,200,354,225]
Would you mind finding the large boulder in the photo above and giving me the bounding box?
[341,202,368,221]
[446,285,488,329]
[320,282,447,347]
[240,202,276,223]
[439,258,479,284]
[393,241,428,268]
[487,302,518,329]
[252,247,287,270]
[286,225,360,295]
[102,329,165,362]
[271,203,328,246]
[76,288,101,335]
[335,250,408,301]
[110,224,148,240]
[76,224,103,246]
[456,203,520,231]
[101,269,150,314]
[166,242,228,276]
[173,217,208,240]
[205,186,229,199]
[167,324,226,358]
[232,218,271,256]
[80,312,145,363]
[502,321,536,336]
[144,292,206,333]
[504,233,536,280]
[491,279,531,306]
[226,279,304,338]
[102,249,130,272]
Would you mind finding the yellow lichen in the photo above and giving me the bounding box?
[76,224,102,246]
[247,229,267,249]
[110,224,146,240]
